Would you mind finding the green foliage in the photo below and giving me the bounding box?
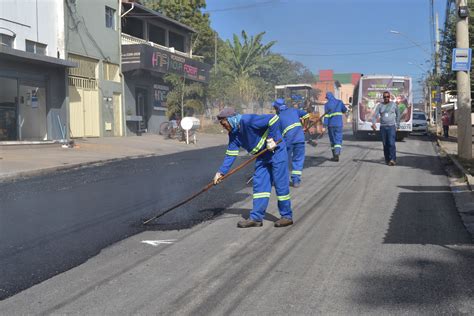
[438,2,474,102]
[164,74,205,118]
[208,30,315,108]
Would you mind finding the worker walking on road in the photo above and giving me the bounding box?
[322,92,347,162]
[214,107,293,228]
[273,98,310,188]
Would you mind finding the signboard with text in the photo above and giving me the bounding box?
[122,44,210,83]
[452,48,472,71]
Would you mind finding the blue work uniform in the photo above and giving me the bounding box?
[218,114,292,222]
[323,92,347,156]
[279,107,310,185]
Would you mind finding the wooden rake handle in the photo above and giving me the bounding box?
[142,139,282,225]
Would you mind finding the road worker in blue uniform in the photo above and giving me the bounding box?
[272,98,310,188]
[213,107,293,228]
[322,92,347,162]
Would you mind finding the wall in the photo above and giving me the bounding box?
[0,0,64,58]
[65,0,124,137]
[339,83,355,105]
[0,59,68,140]
[124,73,167,135]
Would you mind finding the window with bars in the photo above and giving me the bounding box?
[68,54,98,79]
[103,62,119,82]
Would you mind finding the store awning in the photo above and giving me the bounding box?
[0,46,77,68]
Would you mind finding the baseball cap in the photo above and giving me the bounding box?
[217,107,236,119]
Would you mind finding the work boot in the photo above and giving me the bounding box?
[291,181,301,188]
[237,219,263,228]
[388,160,396,166]
[331,155,339,162]
[274,218,293,227]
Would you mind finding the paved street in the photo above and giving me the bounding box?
[1,130,473,314]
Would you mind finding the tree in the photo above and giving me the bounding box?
[141,0,215,64]
[438,2,474,108]
[164,74,205,118]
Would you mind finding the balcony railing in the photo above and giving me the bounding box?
[121,33,190,58]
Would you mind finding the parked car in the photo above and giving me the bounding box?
[411,111,428,135]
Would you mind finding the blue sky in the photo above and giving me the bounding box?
[205,0,447,103]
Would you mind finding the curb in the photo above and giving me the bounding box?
[436,137,474,190]
[436,137,474,241]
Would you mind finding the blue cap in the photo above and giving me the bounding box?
[272,98,287,111]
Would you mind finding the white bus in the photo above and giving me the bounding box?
[351,75,413,141]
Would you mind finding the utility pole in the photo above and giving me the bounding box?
[435,12,443,135]
[456,0,472,159]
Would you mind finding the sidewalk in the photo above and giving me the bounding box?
[435,125,474,180]
[434,124,474,240]
[0,133,228,182]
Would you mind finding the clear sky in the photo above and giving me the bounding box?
[205,0,447,103]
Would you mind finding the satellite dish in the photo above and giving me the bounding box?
[180,117,194,131]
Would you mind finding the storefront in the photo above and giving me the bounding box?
[122,44,210,135]
[0,46,75,141]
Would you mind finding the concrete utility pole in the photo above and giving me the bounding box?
[456,0,472,159]
[435,13,443,135]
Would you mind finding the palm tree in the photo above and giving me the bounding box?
[225,31,276,105]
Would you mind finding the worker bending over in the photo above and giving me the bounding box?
[214,107,293,228]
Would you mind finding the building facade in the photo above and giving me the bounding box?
[65,0,124,138]
[121,1,210,135]
[314,70,361,105]
[0,0,75,141]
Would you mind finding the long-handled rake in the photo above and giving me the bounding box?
[142,140,281,225]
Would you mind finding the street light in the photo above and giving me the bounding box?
[389,30,432,56]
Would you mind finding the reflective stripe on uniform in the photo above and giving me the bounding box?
[253,192,271,199]
[302,113,310,120]
[250,129,269,155]
[291,170,302,175]
[269,115,279,126]
[277,194,291,201]
[334,144,342,148]
[226,150,239,156]
[282,122,302,136]
[325,112,343,118]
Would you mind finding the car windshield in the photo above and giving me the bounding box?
[413,113,426,120]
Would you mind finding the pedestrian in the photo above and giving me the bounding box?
[322,92,347,162]
[213,107,293,228]
[272,98,310,188]
[442,111,450,138]
[371,91,400,166]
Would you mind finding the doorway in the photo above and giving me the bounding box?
[18,82,47,140]
[0,77,17,140]
[135,87,148,130]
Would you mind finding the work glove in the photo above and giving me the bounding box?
[213,172,224,185]
[266,138,277,151]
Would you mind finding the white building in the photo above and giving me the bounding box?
[0,0,75,141]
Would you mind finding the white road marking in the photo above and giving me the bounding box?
[141,239,177,246]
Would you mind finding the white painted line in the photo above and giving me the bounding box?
[141,239,177,246]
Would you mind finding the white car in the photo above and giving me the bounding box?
[411,111,428,134]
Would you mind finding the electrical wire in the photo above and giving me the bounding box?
[278,44,430,57]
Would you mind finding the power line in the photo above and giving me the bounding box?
[278,44,430,57]
[202,0,279,13]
